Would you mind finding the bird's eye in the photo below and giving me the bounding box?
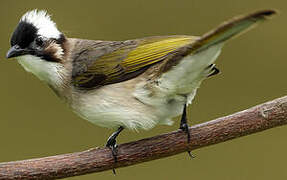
[35,37,44,46]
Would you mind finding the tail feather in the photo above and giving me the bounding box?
[160,9,277,73]
[135,10,276,110]
[191,9,277,53]
[206,64,220,77]
[151,9,276,96]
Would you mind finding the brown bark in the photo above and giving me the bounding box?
[1,96,287,180]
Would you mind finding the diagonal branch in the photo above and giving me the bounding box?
[1,96,287,180]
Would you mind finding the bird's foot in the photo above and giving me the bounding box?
[180,122,195,158]
[106,137,119,175]
[105,126,124,175]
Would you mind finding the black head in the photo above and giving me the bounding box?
[7,10,66,62]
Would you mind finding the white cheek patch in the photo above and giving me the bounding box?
[21,9,61,39]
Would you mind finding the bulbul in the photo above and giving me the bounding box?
[7,9,276,172]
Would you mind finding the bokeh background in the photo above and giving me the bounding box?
[0,0,286,179]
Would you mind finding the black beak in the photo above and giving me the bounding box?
[6,45,29,59]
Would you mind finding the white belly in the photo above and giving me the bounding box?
[70,78,185,130]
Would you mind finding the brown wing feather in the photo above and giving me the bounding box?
[72,36,197,89]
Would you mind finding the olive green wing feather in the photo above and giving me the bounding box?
[72,36,197,89]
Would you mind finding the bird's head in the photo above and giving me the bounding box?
[7,9,66,62]
[6,10,70,90]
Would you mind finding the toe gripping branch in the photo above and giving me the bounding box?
[106,126,124,174]
[180,104,195,158]
[106,103,194,175]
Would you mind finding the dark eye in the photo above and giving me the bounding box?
[35,37,44,46]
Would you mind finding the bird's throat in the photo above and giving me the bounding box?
[17,55,67,93]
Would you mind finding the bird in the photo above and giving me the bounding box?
[6,9,276,173]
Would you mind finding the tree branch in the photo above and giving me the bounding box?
[1,96,287,180]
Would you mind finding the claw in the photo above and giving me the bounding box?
[187,150,196,158]
[180,123,194,158]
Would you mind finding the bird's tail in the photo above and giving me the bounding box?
[153,9,277,99]
[190,9,277,53]
[160,9,277,73]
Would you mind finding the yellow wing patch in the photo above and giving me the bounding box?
[73,36,197,89]
[122,36,194,71]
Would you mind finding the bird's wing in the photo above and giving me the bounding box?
[72,9,276,90]
[72,35,198,89]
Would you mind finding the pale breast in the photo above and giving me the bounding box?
[69,75,185,130]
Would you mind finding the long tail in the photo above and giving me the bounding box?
[191,9,277,53]
[160,9,277,73]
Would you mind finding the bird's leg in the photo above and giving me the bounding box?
[179,104,195,158]
[106,126,124,174]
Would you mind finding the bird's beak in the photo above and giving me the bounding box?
[6,45,29,59]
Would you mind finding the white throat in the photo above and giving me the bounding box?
[17,55,65,88]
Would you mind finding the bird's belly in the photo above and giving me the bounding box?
[70,80,185,131]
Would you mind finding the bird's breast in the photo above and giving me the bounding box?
[69,76,184,130]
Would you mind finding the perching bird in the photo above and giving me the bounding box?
[6,9,276,173]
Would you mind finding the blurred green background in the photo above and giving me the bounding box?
[0,0,286,179]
